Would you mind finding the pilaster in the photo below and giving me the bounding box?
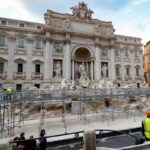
[44,32,53,80]
[26,34,33,80]
[94,37,100,80]
[109,46,116,80]
[7,34,16,81]
[63,34,71,80]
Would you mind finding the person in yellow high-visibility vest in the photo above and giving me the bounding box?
[142,110,150,142]
[6,87,13,100]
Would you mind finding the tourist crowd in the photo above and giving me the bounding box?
[11,129,47,150]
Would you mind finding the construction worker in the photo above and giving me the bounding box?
[6,87,13,100]
[141,110,150,142]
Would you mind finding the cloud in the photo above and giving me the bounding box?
[0,0,42,22]
[132,0,149,6]
[114,20,150,44]
[0,0,149,44]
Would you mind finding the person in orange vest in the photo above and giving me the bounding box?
[141,110,150,142]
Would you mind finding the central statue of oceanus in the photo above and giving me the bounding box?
[78,64,90,87]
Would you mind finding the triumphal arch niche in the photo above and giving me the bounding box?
[43,1,143,87]
[72,47,94,81]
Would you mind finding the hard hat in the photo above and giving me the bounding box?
[146,110,150,117]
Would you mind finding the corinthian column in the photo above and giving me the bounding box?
[44,32,53,80]
[94,41,100,80]
[63,35,71,80]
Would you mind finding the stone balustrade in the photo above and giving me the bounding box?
[31,72,43,80]
[13,72,26,80]
[0,72,7,80]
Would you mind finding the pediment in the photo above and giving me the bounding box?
[14,58,26,63]
[0,57,7,62]
[32,59,44,64]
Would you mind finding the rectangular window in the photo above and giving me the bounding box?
[16,84,22,91]
[18,64,23,72]
[126,68,130,75]
[37,26,41,29]
[35,64,40,73]
[135,51,138,57]
[0,63,4,73]
[36,40,42,49]
[115,50,119,56]
[1,20,6,25]
[20,23,24,28]
[116,67,120,76]
[136,68,139,76]
[0,36,5,46]
[18,38,24,48]
[125,51,128,57]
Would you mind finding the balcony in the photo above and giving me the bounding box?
[31,72,43,80]
[0,72,7,80]
[115,57,121,62]
[15,46,26,55]
[125,75,132,81]
[13,72,26,80]
[124,58,131,62]
[135,76,142,80]
[0,45,8,54]
[32,49,44,56]
[116,75,122,80]
[134,58,140,63]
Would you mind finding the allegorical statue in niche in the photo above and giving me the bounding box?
[78,63,90,87]
[102,64,108,77]
[54,61,62,79]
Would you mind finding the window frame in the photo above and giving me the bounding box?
[17,63,23,73]
[35,64,40,74]
[0,36,5,46]
[0,62,4,74]
[36,39,42,49]
[18,37,25,48]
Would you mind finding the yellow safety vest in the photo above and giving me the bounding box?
[143,118,150,139]
[6,88,13,94]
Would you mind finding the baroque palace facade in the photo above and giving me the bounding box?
[144,41,150,85]
[0,2,144,90]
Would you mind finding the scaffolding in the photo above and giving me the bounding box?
[0,87,150,138]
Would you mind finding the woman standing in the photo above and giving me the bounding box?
[38,129,47,150]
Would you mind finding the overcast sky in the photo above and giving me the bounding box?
[0,0,150,45]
